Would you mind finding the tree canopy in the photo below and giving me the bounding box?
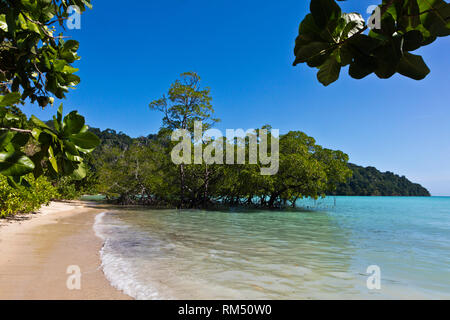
[87,125,431,206]
[0,0,98,187]
[82,73,354,209]
[149,72,219,208]
[294,0,449,85]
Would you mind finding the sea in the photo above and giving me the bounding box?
[93,196,450,300]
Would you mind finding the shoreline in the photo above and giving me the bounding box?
[0,201,131,300]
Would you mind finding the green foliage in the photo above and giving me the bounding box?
[0,174,59,218]
[0,2,99,190]
[54,176,82,200]
[89,125,431,207]
[95,140,176,206]
[30,104,100,181]
[332,163,431,196]
[0,103,99,188]
[149,72,219,132]
[149,72,220,208]
[216,130,353,208]
[71,68,353,210]
[0,0,91,105]
[294,0,449,85]
[92,127,352,209]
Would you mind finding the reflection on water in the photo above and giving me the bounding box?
[94,197,450,300]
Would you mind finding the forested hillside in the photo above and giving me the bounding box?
[332,164,431,197]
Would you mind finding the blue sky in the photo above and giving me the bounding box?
[23,0,450,195]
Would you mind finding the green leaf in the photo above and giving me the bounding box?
[0,152,35,176]
[54,104,63,132]
[339,45,353,66]
[0,131,15,150]
[296,14,323,41]
[63,111,85,135]
[31,128,42,141]
[71,162,87,180]
[374,12,396,36]
[419,0,450,37]
[63,140,80,156]
[48,146,58,173]
[7,176,31,189]
[30,150,45,178]
[401,0,421,29]
[348,34,382,55]
[349,56,377,79]
[340,13,365,39]
[403,30,424,52]
[69,131,100,149]
[30,115,51,129]
[63,40,80,52]
[397,52,430,80]
[11,132,30,148]
[0,93,21,107]
[310,0,342,28]
[294,41,332,66]
[317,54,341,86]
[62,159,77,175]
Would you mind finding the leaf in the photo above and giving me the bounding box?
[54,104,63,132]
[349,56,377,79]
[419,0,450,37]
[7,176,31,188]
[298,14,323,39]
[401,0,421,29]
[0,14,7,32]
[376,12,396,36]
[348,34,382,55]
[294,41,332,66]
[63,111,85,136]
[339,45,353,66]
[0,93,21,107]
[341,13,365,39]
[31,128,42,140]
[317,54,341,86]
[48,146,58,173]
[0,152,35,176]
[71,162,87,180]
[310,0,342,28]
[63,40,80,52]
[69,131,100,149]
[403,30,424,51]
[397,52,430,80]
[11,132,30,148]
[64,140,83,162]
[30,150,45,178]
[0,131,15,150]
[30,115,51,129]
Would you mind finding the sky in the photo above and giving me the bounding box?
[23,0,450,196]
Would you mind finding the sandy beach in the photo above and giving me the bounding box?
[0,201,131,300]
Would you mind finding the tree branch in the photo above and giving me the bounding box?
[0,127,32,134]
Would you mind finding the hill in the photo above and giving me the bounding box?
[332,164,431,197]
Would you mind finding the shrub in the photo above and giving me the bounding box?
[0,174,59,218]
[55,177,81,200]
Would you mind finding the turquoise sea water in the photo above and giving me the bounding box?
[94,197,450,300]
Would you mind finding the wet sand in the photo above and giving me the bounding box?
[0,201,131,300]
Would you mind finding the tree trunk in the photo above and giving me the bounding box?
[268,193,278,208]
[180,163,185,209]
[203,164,209,208]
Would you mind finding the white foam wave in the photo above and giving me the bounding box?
[93,212,161,300]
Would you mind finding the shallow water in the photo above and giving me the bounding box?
[94,197,450,300]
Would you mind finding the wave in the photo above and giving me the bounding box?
[93,212,161,300]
